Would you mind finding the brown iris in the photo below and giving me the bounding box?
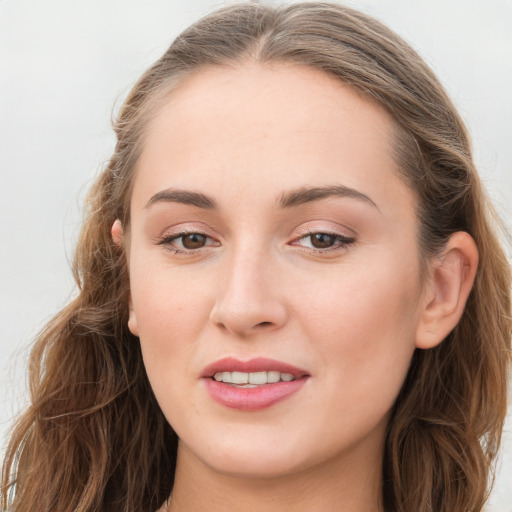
[181,233,207,249]
[310,233,336,249]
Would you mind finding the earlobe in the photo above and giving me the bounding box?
[128,296,139,337]
[415,232,479,349]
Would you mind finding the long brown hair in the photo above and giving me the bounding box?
[2,3,511,511]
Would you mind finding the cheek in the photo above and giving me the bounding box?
[297,257,421,403]
[128,268,213,426]
[128,260,213,376]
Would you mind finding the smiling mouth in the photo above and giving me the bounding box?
[202,357,309,410]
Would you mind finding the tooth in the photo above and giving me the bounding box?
[267,371,280,383]
[249,371,267,385]
[214,370,297,384]
[222,372,233,383]
[232,371,249,384]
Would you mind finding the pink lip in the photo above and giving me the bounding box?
[200,357,308,378]
[201,357,309,411]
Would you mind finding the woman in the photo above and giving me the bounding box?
[2,2,510,511]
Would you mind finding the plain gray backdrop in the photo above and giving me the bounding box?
[1,0,511,509]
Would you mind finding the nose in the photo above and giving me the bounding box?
[209,246,288,337]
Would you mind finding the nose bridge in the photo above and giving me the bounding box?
[209,237,287,335]
[229,241,266,293]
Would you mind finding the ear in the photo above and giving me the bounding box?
[111,219,123,246]
[415,232,478,349]
[111,219,139,336]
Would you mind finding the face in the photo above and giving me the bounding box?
[125,62,427,479]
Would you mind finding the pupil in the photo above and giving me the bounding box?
[311,233,334,248]
[183,233,206,249]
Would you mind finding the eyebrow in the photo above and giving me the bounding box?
[144,184,377,211]
[278,185,378,210]
[145,189,218,209]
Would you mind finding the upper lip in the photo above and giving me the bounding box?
[201,357,309,378]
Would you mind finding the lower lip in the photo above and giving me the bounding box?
[204,378,308,411]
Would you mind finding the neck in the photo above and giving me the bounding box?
[167,441,385,512]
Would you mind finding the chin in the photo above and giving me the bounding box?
[181,427,313,479]
[205,453,308,480]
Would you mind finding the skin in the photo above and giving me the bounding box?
[112,62,478,511]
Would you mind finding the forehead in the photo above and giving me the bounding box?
[133,62,413,218]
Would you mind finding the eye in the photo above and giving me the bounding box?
[157,231,219,254]
[293,231,355,252]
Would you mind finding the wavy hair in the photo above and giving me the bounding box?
[2,3,511,511]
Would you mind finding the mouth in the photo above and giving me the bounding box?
[201,357,310,411]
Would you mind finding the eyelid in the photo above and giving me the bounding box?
[155,221,220,242]
[293,222,356,240]
[292,231,355,245]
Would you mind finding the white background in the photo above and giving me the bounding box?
[1,0,511,509]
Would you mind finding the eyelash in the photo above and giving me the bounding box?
[156,230,356,255]
[291,230,356,253]
[157,231,218,255]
